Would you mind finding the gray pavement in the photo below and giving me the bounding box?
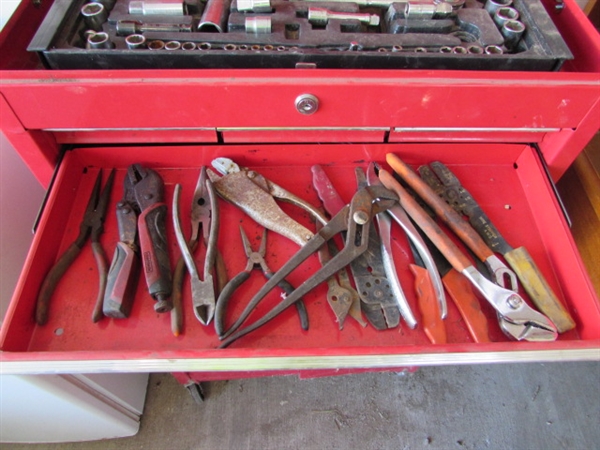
[3,361,600,450]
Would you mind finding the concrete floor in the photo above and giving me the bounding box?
[3,361,600,449]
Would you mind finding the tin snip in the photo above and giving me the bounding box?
[218,183,398,348]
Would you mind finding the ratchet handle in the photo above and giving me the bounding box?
[103,242,140,319]
[387,154,493,262]
[410,264,446,344]
[379,169,472,272]
[442,269,490,343]
[138,202,173,312]
[215,270,251,337]
[36,242,83,326]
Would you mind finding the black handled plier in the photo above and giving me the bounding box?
[214,226,309,338]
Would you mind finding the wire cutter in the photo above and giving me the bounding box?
[214,226,309,338]
[36,169,115,325]
[172,167,220,327]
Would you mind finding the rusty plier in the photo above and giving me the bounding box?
[219,184,398,347]
[172,167,220,326]
[36,169,115,325]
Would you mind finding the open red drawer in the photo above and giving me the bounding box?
[1,142,598,374]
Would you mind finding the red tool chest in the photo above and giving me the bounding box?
[1,0,599,376]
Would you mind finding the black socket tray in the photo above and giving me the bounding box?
[28,0,573,71]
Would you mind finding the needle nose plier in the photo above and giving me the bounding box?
[36,169,115,325]
[214,226,309,338]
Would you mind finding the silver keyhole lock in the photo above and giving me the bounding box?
[295,94,319,115]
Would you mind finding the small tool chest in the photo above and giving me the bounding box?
[0,0,599,377]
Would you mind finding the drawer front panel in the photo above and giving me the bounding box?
[2,73,598,132]
[1,143,598,373]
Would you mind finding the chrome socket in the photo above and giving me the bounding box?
[502,19,525,49]
[493,7,519,28]
[245,16,272,34]
[81,2,107,32]
[237,0,272,13]
[484,0,512,15]
[87,31,114,49]
[125,33,146,49]
[129,0,185,15]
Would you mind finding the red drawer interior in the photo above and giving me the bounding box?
[1,143,598,370]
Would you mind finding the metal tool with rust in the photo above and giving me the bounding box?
[36,170,115,325]
[172,167,223,330]
[315,221,354,329]
[379,166,557,342]
[208,158,327,246]
[386,154,518,293]
[214,227,309,337]
[311,165,400,330]
[219,184,399,347]
[419,161,575,333]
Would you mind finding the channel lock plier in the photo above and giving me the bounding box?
[379,161,557,342]
[219,184,398,348]
[103,164,173,317]
[36,169,115,325]
[418,161,575,333]
[214,226,309,338]
[311,165,402,330]
[172,167,220,327]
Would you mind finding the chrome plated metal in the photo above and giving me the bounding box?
[461,267,557,341]
[129,0,185,15]
[81,2,107,32]
[245,16,272,34]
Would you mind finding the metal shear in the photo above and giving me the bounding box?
[36,169,115,325]
[219,184,399,348]
[214,227,309,338]
[172,167,219,326]
[379,163,558,342]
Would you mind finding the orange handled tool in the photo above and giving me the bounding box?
[409,264,447,344]
[379,167,557,342]
[386,153,518,292]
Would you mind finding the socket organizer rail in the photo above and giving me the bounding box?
[28,0,573,70]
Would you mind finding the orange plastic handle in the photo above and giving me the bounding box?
[410,264,447,344]
[386,153,493,262]
[379,168,472,273]
[442,269,491,343]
